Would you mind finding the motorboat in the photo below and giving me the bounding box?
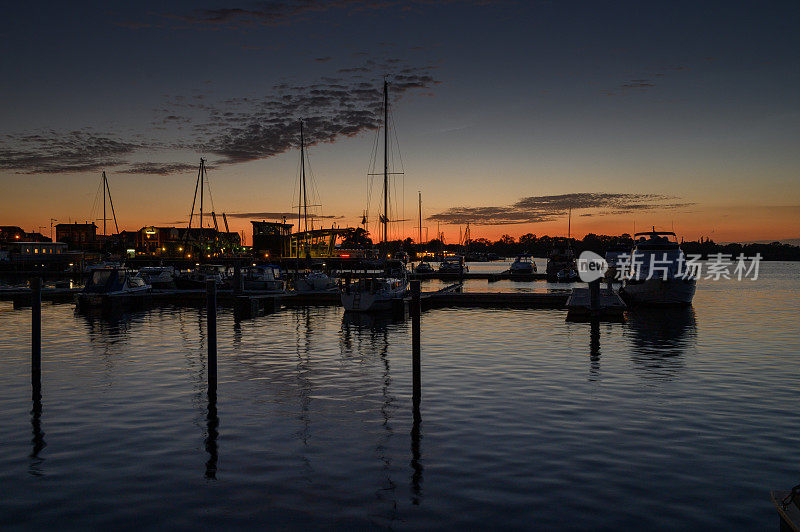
[438,256,468,274]
[415,261,434,274]
[77,267,150,307]
[619,230,696,305]
[341,259,408,312]
[137,266,176,289]
[510,253,536,274]
[604,243,632,281]
[244,264,284,291]
[295,264,337,292]
[546,240,577,282]
[175,264,227,289]
[556,267,579,282]
[341,275,407,312]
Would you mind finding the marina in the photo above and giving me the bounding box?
[2,1,799,528]
[1,262,799,529]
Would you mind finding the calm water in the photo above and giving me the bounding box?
[1,262,799,529]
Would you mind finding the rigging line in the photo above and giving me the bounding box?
[185,160,202,246]
[89,178,103,224]
[105,173,120,234]
[205,164,217,214]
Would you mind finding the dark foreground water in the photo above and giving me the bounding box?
[1,263,799,530]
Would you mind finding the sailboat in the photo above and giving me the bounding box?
[341,79,408,312]
[546,207,578,282]
[293,119,339,292]
[414,191,434,273]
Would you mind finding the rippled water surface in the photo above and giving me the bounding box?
[1,262,799,529]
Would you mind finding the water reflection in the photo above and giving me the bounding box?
[29,379,45,476]
[339,312,401,525]
[204,392,218,480]
[589,320,601,381]
[625,307,697,380]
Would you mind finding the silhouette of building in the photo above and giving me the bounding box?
[0,226,51,243]
[56,223,98,250]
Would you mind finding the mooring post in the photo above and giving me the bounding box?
[589,278,600,314]
[233,263,242,295]
[206,279,218,396]
[31,277,41,396]
[411,280,421,407]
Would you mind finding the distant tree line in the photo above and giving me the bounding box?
[341,228,800,261]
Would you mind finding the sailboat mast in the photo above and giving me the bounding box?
[200,158,205,238]
[418,191,422,244]
[102,171,106,238]
[383,78,389,245]
[568,207,571,240]
[300,120,308,236]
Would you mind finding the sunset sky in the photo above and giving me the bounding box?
[1,1,798,244]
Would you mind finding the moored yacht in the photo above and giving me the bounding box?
[295,264,337,292]
[244,264,284,291]
[175,264,228,289]
[77,267,150,307]
[341,271,407,312]
[137,266,176,289]
[510,253,536,274]
[619,231,696,305]
[546,239,577,282]
[438,256,468,274]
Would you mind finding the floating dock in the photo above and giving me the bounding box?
[565,286,626,321]
[3,284,618,320]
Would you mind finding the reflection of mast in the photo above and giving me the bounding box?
[383,79,389,245]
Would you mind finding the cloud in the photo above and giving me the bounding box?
[117,162,201,175]
[1,60,438,173]
[164,1,503,29]
[0,131,141,174]
[183,63,439,164]
[429,193,694,225]
[315,56,333,63]
[225,212,340,219]
[620,79,656,90]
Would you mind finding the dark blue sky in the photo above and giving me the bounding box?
[2,1,798,241]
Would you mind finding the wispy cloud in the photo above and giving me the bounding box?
[163,1,505,29]
[0,131,141,174]
[175,62,439,164]
[0,59,439,174]
[225,211,341,219]
[117,162,202,175]
[429,193,693,225]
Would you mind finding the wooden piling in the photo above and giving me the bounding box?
[589,278,600,313]
[31,278,41,392]
[206,279,218,396]
[411,280,421,408]
[233,263,243,295]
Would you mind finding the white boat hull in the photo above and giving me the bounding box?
[341,290,404,312]
[621,278,696,305]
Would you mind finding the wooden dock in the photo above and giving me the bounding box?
[565,286,626,321]
[1,287,82,307]
[2,284,605,320]
[421,291,568,310]
[410,271,547,282]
